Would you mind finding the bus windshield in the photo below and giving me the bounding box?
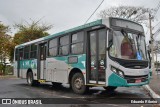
[109,30,147,60]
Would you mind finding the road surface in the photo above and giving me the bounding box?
[0,77,155,107]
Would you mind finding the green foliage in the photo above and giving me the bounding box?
[13,19,52,45]
[0,63,3,74]
[10,19,52,62]
[5,65,13,75]
[0,19,53,63]
[0,23,9,33]
[0,22,12,65]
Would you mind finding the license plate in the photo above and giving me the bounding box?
[135,79,141,83]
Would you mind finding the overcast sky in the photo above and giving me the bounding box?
[0,0,160,47]
[0,0,159,35]
[1,0,160,60]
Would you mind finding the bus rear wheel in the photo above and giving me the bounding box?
[71,73,88,94]
[27,72,39,86]
[103,86,117,91]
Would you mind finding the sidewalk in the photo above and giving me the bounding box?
[149,74,160,97]
[143,72,160,99]
[0,75,17,79]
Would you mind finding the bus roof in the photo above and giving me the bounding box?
[15,19,104,48]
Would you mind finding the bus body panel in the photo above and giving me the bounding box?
[46,54,86,83]
[13,61,17,77]
[15,59,38,79]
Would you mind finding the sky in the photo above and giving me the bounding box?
[0,0,160,59]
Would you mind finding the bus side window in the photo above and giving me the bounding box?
[15,49,19,61]
[24,45,30,59]
[71,31,84,54]
[19,48,24,60]
[30,44,37,59]
[59,35,69,55]
[48,38,57,56]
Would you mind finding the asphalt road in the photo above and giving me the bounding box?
[0,78,156,107]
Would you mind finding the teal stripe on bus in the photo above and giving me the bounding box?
[54,54,86,69]
[19,59,37,69]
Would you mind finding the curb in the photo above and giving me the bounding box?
[143,85,160,98]
[0,75,17,79]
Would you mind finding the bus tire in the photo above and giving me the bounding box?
[103,86,117,91]
[71,73,88,94]
[27,72,39,86]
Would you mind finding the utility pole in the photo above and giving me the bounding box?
[149,13,155,75]
[156,51,158,70]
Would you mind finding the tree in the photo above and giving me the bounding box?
[10,19,53,62]
[0,22,12,75]
[13,19,53,45]
[98,6,155,26]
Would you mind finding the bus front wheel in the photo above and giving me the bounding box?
[103,86,117,91]
[71,73,88,94]
[27,72,39,86]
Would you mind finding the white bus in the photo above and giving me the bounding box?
[14,17,150,94]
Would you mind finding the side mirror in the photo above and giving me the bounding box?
[107,41,113,51]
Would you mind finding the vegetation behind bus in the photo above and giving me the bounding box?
[0,20,52,75]
[13,20,52,45]
[0,22,14,75]
[98,6,155,26]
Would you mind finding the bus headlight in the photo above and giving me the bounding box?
[118,70,124,77]
[111,66,117,73]
[111,66,124,78]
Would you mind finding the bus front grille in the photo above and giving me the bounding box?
[124,75,148,83]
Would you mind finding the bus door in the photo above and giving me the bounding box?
[39,43,47,79]
[16,49,20,77]
[87,29,106,84]
[17,48,23,78]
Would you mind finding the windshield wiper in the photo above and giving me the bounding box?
[136,34,141,52]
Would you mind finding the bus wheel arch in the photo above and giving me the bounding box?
[26,68,39,86]
[69,68,82,85]
[26,68,32,76]
[69,68,88,94]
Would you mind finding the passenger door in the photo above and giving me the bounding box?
[87,29,106,84]
[39,43,47,79]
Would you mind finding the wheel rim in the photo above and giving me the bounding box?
[74,77,83,90]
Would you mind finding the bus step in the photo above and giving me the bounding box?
[38,79,46,83]
[86,84,105,87]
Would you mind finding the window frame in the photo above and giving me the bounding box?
[19,48,24,60]
[24,45,30,59]
[48,38,58,57]
[30,44,37,59]
[70,31,84,55]
[58,35,70,56]
[15,48,19,61]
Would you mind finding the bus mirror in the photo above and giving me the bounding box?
[107,41,112,51]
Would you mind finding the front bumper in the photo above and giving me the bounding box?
[108,73,150,87]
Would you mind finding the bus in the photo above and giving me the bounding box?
[14,17,150,94]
